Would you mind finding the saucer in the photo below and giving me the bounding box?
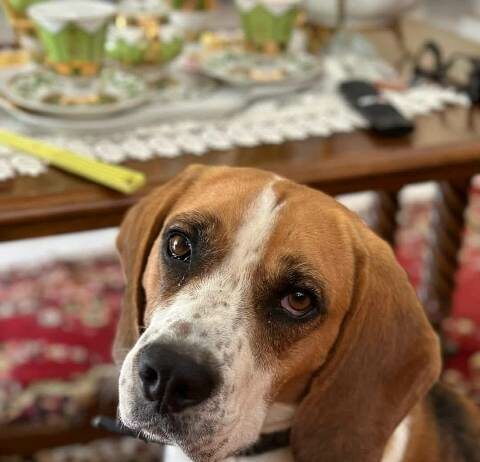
[200,49,323,87]
[3,67,149,118]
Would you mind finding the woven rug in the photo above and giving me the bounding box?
[1,190,480,460]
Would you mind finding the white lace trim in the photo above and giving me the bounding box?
[0,83,469,181]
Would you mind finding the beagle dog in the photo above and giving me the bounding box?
[114,165,480,462]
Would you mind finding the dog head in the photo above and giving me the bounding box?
[115,165,441,462]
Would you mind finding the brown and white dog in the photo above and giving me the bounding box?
[114,165,480,462]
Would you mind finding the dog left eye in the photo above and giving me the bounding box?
[280,290,314,317]
[167,233,192,261]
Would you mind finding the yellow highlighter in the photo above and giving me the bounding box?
[0,129,146,194]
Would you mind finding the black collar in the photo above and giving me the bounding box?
[236,429,291,457]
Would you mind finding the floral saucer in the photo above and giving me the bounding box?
[200,49,323,87]
[2,67,149,118]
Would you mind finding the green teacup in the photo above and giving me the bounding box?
[106,24,183,66]
[28,0,116,76]
[235,0,301,53]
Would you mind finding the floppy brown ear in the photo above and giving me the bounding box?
[112,164,205,365]
[291,224,442,462]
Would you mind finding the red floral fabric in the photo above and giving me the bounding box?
[0,259,124,425]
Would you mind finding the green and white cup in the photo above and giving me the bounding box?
[28,0,116,76]
[106,24,183,66]
[235,0,301,53]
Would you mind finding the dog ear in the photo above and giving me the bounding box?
[112,164,205,365]
[291,224,441,462]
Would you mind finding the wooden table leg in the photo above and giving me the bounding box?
[419,180,471,329]
[369,190,400,247]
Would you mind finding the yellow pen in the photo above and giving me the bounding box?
[0,129,146,194]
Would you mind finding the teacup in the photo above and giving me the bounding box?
[106,21,183,67]
[28,0,116,76]
[235,0,302,54]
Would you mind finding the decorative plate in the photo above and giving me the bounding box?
[200,50,323,87]
[2,67,149,118]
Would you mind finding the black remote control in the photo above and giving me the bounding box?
[339,80,414,137]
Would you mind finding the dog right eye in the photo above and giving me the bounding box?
[167,232,192,262]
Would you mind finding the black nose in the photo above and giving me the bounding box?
[138,343,219,414]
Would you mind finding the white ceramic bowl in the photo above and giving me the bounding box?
[305,0,419,28]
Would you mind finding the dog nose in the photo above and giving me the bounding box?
[138,343,218,413]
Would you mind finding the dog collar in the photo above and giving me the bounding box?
[236,429,291,457]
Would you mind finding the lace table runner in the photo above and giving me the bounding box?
[0,53,470,182]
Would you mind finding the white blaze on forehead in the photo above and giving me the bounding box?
[229,182,282,269]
